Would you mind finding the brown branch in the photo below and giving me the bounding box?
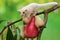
[0,18,22,35]
[0,4,60,35]
[37,27,44,40]
[44,12,48,27]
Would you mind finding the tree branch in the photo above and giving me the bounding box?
[0,4,60,35]
[0,18,22,35]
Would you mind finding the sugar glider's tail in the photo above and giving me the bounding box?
[38,2,58,13]
[38,2,58,8]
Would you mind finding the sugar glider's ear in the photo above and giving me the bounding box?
[25,10,28,12]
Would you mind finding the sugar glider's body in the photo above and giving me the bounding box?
[18,2,58,28]
[18,2,58,16]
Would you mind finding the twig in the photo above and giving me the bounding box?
[0,4,60,35]
[37,27,44,40]
[0,19,22,35]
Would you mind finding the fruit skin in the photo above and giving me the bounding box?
[35,16,44,27]
[24,16,38,38]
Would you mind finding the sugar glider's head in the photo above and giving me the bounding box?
[18,7,29,17]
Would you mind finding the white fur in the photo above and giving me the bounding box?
[18,2,58,16]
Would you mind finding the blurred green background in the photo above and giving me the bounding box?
[0,0,60,40]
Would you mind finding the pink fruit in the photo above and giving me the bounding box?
[24,16,38,38]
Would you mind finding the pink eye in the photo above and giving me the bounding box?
[23,12,25,14]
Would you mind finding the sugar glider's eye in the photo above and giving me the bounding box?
[23,12,25,14]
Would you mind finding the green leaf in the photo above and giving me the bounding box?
[16,27,20,40]
[13,29,17,40]
[13,34,17,40]
[6,27,13,40]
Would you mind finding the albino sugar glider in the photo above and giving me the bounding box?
[18,2,58,27]
[18,2,58,17]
